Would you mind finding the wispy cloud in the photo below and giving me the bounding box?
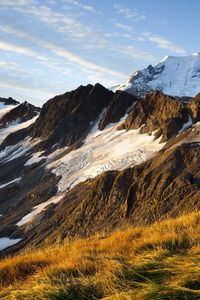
[113,4,146,21]
[0,0,35,6]
[61,0,97,13]
[0,79,54,102]
[0,60,18,70]
[115,22,134,32]
[0,40,46,59]
[10,2,107,50]
[142,32,186,54]
[50,46,127,78]
[0,1,155,65]
[116,45,156,62]
[0,26,127,79]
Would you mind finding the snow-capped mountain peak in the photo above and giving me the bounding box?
[116,53,200,98]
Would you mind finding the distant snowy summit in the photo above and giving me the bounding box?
[116,53,200,98]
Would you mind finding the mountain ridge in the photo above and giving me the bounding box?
[0,83,200,255]
[116,53,200,98]
[0,53,200,255]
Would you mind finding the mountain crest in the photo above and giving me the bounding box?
[116,53,200,98]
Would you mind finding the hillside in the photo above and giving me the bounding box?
[0,212,199,300]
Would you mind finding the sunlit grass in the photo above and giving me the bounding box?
[0,212,200,299]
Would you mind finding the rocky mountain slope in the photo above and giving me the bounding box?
[0,97,19,106]
[116,53,200,98]
[0,101,40,129]
[0,55,200,255]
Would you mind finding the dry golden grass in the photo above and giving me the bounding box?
[0,212,200,299]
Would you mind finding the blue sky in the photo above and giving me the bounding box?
[0,0,199,106]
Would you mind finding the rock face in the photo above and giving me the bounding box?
[0,97,19,105]
[188,93,200,122]
[0,84,136,153]
[31,84,114,149]
[0,102,40,128]
[0,126,32,150]
[98,90,136,130]
[118,91,189,142]
[28,84,136,151]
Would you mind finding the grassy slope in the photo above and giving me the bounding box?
[0,212,200,300]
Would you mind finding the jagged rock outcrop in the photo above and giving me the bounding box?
[28,84,136,151]
[0,97,19,106]
[30,84,114,150]
[188,93,200,122]
[0,162,60,238]
[119,91,189,142]
[0,102,40,128]
[0,126,32,150]
[98,90,136,130]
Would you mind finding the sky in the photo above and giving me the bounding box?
[0,0,199,106]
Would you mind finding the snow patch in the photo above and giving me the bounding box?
[192,52,200,57]
[47,121,165,193]
[0,104,17,120]
[17,194,64,226]
[179,115,193,133]
[0,136,42,163]
[0,115,38,145]
[160,55,169,63]
[25,151,46,166]
[0,177,22,189]
[0,237,22,251]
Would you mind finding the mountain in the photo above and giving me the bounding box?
[0,54,200,299]
[0,81,199,256]
[0,54,200,259]
[0,96,19,106]
[116,53,200,98]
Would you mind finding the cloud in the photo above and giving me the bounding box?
[0,26,127,79]
[113,4,146,21]
[142,32,186,54]
[87,73,121,88]
[10,2,107,50]
[0,0,35,6]
[0,40,46,59]
[0,60,18,70]
[116,45,156,62]
[0,79,54,103]
[49,46,127,78]
[61,0,97,13]
[0,80,53,97]
[115,22,134,32]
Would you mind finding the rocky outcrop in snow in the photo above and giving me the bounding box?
[0,101,40,129]
[118,91,189,142]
